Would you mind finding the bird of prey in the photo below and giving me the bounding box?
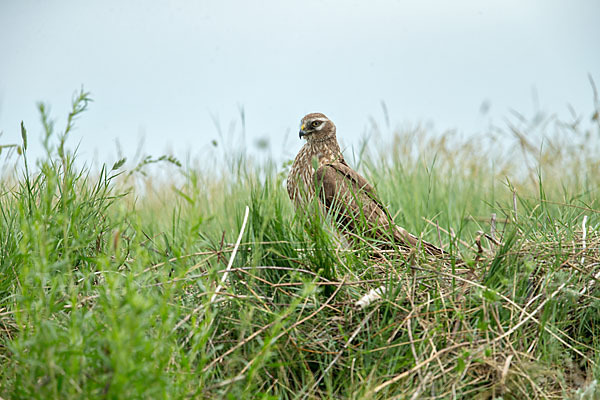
[287,112,446,256]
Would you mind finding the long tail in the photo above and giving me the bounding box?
[393,225,455,258]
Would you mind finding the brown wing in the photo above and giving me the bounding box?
[314,161,401,242]
[320,161,388,212]
[314,161,446,255]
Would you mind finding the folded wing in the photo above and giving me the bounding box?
[314,161,446,256]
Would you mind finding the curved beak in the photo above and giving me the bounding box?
[299,123,307,139]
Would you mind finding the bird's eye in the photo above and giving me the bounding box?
[311,121,320,128]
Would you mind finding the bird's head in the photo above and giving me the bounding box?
[298,113,336,142]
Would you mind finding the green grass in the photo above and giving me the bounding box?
[1,88,600,399]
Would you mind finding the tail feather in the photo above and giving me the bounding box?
[393,225,452,258]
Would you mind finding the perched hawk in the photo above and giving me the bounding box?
[287,112,445,255]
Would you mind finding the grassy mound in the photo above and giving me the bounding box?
[1,89,599,399]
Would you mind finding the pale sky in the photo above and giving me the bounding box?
[1,0,599,165]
